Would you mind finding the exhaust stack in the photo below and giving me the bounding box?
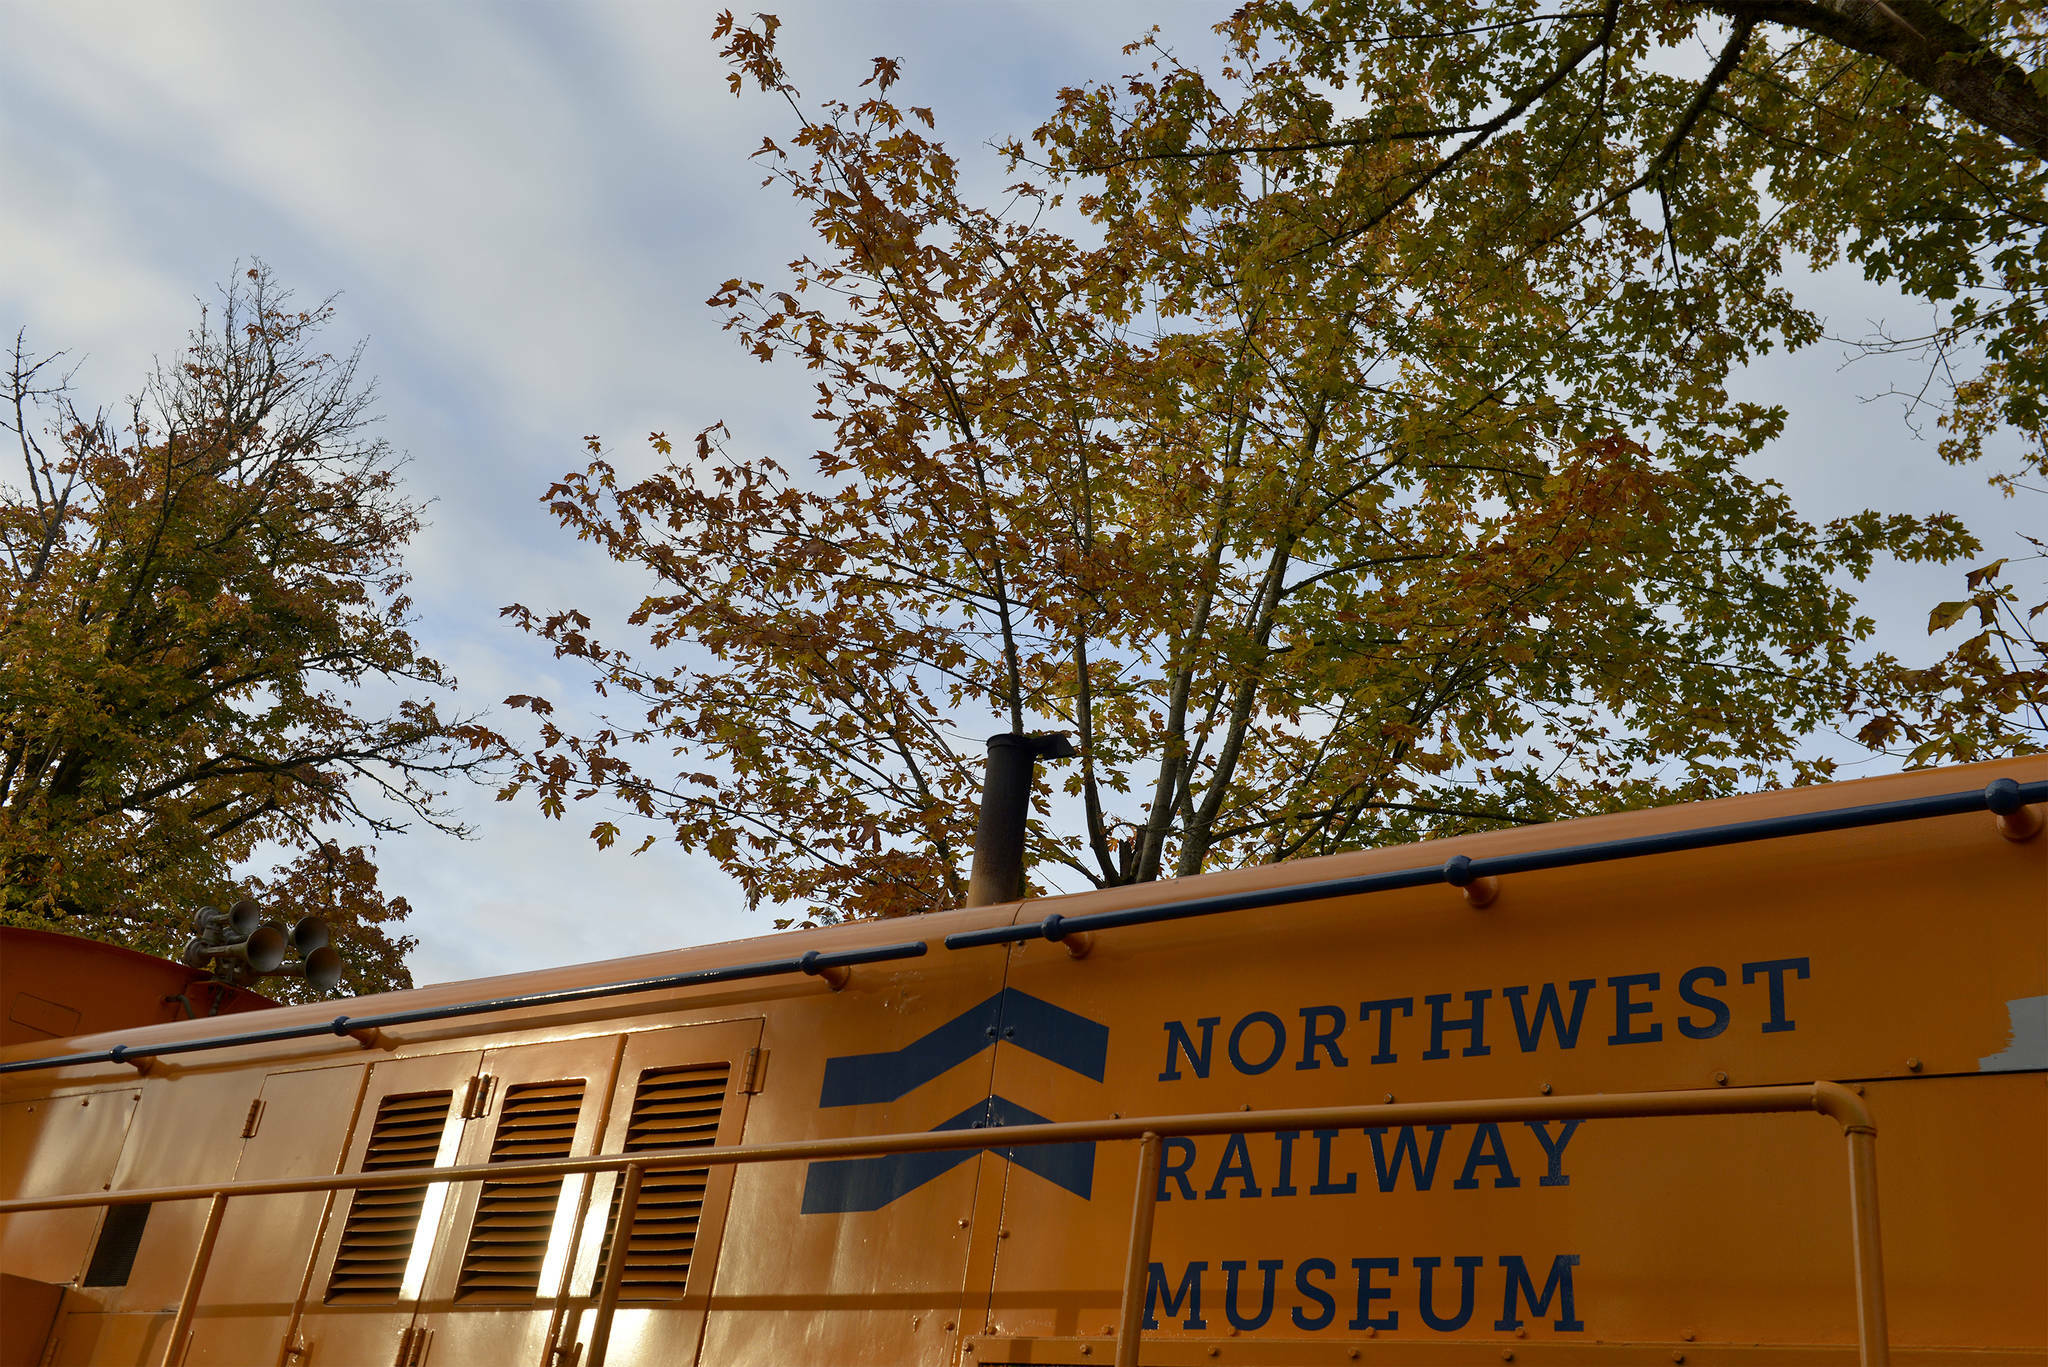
[965,732,1075,907]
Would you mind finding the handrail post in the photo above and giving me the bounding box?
[585,1162,644,1367]
[160,1192,228,1367]
[1843,1124,1890,1367]
[1114,1134,1163,1367]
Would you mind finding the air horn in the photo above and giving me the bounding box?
[181,899,344,995]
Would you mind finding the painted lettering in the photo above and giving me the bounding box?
[1298,1005,1348,1070]
[1143,1256,1587,1335]
[1524,1120,1581,1187]
[1159,1137,1197,1201]
[1607,973,1663,1045]
[1416,1255,1483,1330]
[1223,1259,1284,1331]
[1364,1124,1451,1192]
[1350,1257,1400,1330]
[1677,966,1730,1039]
[1293,1258,1338,1330]
[1424,990,1493,1060]
[1503,979,1595,1051]
[1358,997,1413,1063]
[1497,1254,1583,1330]
[1144,1261,1208,1330]
[1272,1130,1300,1197]
[1311,1128,1358,1195]
[1452,1122,1520,1190]
[1743,957,1810,1033]
[1160,1016,1221,1081]
[1207,1133,1262,1199]
[1229,1012,1286,1075]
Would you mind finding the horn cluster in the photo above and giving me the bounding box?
[180,899,344,994]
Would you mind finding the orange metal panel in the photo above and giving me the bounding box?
[0,1089,139,1291]
[92,1073,263,1319]
[184,1062,370,1366]
[978,761,2047,1354]
[692,947,1017,1367]
[42,1312,169,1367]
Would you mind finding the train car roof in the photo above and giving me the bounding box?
[3,754,2041,1084]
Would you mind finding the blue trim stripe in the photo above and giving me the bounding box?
[818,989,1109,1108]
[799,1095,1096,1213]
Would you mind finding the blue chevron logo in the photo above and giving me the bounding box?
[801,989,1110,1214]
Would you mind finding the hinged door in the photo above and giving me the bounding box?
[551,1019,762,1367]
[295,1050,481,1367]
[186,1061,369,1365]
[407,1033,624,1367]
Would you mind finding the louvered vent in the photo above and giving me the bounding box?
[455,1079,587,1301]
[327,1090,454,1302]
[594,1064,730,1302]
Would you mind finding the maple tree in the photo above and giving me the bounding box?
[1050,0,2045,766]
[2,266,498,995]
[504,13,1983,924]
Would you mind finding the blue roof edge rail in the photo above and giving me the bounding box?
[943,776,2048,951]
[0,940,930,1077]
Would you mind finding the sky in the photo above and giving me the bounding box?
[2,3,2028,987]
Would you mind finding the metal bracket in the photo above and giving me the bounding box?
[739,1047,769,1095]
[460,1074,498,1120]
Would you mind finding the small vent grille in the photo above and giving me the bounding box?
[455,1079,586,1301]
[326,1090,453,1302]
[594,1064,729,1301]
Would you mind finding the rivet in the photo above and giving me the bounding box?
[943,1322,955,1331]
[1241,1103,1252,1111]
[1349,1352,1362,1361]
[1080,1347,1092,1356]
[1207,1350,1220,1359]
[1383,1093,1395,1104]
[998,1228,1011,1238]
[1111,1112,1121,1119]
[1502,1351,1516,1362]
[984,1026,998,1038]
[1906,1057,1923,1072]
[1003,1026,1016,1038]
[1673,1354,1686,1364]
[1539,1082,1552,1095]
[1713,1071,1729,1086]
[1683,1331,1697,1342]
[957,1218,970,1228]
[1516,1328,1527,1338]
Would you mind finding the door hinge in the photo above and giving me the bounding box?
[739,1047,768,1095]
[240,1097,266,1138]
[460,1073,497,1119]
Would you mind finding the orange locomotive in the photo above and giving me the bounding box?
[2,756,2044,1367]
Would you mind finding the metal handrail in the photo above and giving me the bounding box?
[0,1084,1888,1367]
